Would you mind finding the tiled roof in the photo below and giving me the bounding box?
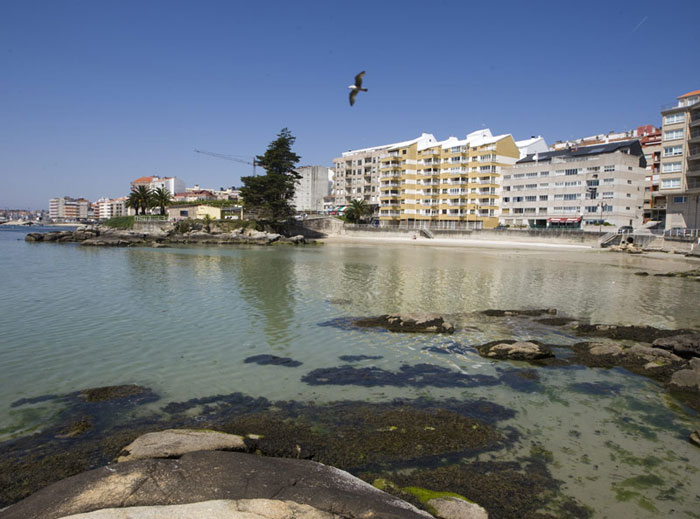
[679,89,700,98]
[132,176,156,184]
[518,139,644,164]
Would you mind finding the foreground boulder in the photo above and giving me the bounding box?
[476,340,554,361]
[57,499,339,518]
[428,497,489,519]
[0,451,433,519]
[117,429,246,462]
[354,314,455,333]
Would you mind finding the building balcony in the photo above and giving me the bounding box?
[690,118,700,128]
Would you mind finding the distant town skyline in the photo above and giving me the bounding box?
[1,0,699,209]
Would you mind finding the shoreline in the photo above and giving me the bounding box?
[321,234,599,251]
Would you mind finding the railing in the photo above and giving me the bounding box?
[134,215,167,222]
[664,228,700,239]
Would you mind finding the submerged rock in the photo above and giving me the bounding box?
[354,314,455,334]
[117,429,246,462]
[481,308,557,317]
[302,364,498,388]
[243,354,303,367]
[476,341,554,361]
[79,385,154,403]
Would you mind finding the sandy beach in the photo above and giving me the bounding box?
[321,234,594,250]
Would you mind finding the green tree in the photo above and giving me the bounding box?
[153,187,173,215]
[125,191,141,216]
[202,213,213,233]
[239,128,301,219]
[345,199,370,223]
[133,185,154,215]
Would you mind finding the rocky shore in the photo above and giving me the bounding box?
[24,226,311,247]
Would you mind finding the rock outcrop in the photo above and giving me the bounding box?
[0,451,433,519]
[476,340,554,361]
[25,227,309,247]
[117,429,246,462]
[652,334,700,359]
[354,314,455,334]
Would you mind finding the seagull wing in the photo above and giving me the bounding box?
[349,89,358,106]
[354,71,365,88]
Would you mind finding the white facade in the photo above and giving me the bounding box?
[292,165,332,212]
[150,177,185,195]
[49,197,89,220]
[515,136,548,159]
[95,197,127,219]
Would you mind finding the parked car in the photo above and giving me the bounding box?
[617,226,633,234]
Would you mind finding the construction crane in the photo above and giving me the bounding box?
[194,149,259,176]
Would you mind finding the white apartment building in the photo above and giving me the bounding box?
[332,134,437,211]
[186,185,240,200]
[659,89,700,229]
[291,165,332,212]
[131,176,185,195]
[501,140,647,230]
[515,136,548,158]
[49,197,90,220]
[94,197,127,219]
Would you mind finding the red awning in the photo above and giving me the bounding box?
[548,218,564,223]
[566,217,582,223]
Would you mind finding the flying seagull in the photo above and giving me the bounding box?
[348,71,367,106]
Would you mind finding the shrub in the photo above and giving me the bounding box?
[102,216,134,229]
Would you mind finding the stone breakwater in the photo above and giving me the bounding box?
[24,227,310,247]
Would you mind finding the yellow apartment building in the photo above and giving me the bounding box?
[379,129,520,229]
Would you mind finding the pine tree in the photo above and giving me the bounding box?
[240,128,301,219]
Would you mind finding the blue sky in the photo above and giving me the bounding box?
[1,0,699,209]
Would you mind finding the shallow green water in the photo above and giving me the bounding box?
[1,228,699,517]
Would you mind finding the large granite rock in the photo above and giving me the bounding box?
[117,429,246,462]
[477,341,554,361]
[354,314,455,334]
[0,451,432,519]
[57,499,336,518]
[652,334,700,359]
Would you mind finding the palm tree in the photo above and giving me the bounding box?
[153,187,173,215]
[345,199,370,224]
[134,185,154,215]
[125,191,141,216]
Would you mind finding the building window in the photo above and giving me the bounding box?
[563,194,580,200]
[565,168,579,175]
[603,178,614,184]
[603,165,615,172]
[602,205,613,213]
[525,196,537,202]
[585,206,598,213]
[662,162,682,173]
[513,173,525,178]
[602,192,614,199]
[661,178,681,189]
[664,113,685,124]
[664,129,684,141]
[663,146,683,157]
[540,171,549,177]
[586,179,599,186]
[673,196,688,203]
[525,184,537,189]
[587,166,600,173]
[539,195,548,201]
[526,172,538,177]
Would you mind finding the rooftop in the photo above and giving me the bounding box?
[518,139,644,165]
[679,89,700,99]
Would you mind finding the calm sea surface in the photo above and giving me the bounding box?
[1,226,699,517]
